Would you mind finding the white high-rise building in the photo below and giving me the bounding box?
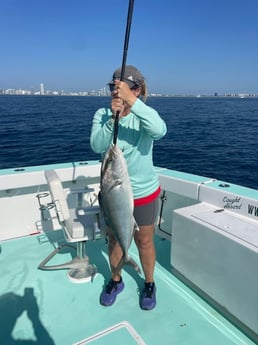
[40,83,45,95]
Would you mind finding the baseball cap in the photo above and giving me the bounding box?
[108,65,144,88]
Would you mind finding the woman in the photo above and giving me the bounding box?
[90,65,167,310]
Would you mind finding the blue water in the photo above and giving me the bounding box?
[0,95,257,190]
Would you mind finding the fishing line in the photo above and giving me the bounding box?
[113,0,135,145]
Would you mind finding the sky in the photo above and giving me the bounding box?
[1,0,258,95]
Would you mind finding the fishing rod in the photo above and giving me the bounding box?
[113,0,135,145]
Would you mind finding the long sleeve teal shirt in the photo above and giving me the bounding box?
[90,98,167,199]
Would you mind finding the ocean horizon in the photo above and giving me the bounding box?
[1,95,257,190]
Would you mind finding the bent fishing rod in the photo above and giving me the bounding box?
[113,0,135,145]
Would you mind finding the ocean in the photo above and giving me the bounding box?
[0,95,257,190]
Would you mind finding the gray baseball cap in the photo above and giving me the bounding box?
[108,65,144,88]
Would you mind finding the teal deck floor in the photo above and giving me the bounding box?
[0,232,256,345]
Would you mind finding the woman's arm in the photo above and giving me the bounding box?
[90,108,114,153]
[131,98,167,140]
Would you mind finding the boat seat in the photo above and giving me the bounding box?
[38,169,102,283]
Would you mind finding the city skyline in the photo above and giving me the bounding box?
[0,82,111,96]
[1,1,258,95]
[1,82,257,98]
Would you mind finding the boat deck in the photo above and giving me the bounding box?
[0,231,255,345]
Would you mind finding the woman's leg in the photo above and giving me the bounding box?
[134,224,156,283]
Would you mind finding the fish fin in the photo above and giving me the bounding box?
[133,218,139,231]
[108,179,122,192]
[114,255,141,275]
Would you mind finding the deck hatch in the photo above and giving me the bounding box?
[192,210,258,248]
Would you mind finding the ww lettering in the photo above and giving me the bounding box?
[248,204,258,217]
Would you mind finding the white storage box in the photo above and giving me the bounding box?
[171,202,258,339]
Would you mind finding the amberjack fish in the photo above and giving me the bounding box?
[99,144,141,274]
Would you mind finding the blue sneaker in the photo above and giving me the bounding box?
[140,282,156,310]
[100,279,124,306]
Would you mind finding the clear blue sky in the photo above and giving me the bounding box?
[1,0,258,94]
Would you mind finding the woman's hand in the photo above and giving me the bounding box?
[111,80,137,113]
[111,96,125,116]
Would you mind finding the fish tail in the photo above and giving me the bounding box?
[114,255,141,275]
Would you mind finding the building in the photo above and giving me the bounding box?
[40,83,45,95]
